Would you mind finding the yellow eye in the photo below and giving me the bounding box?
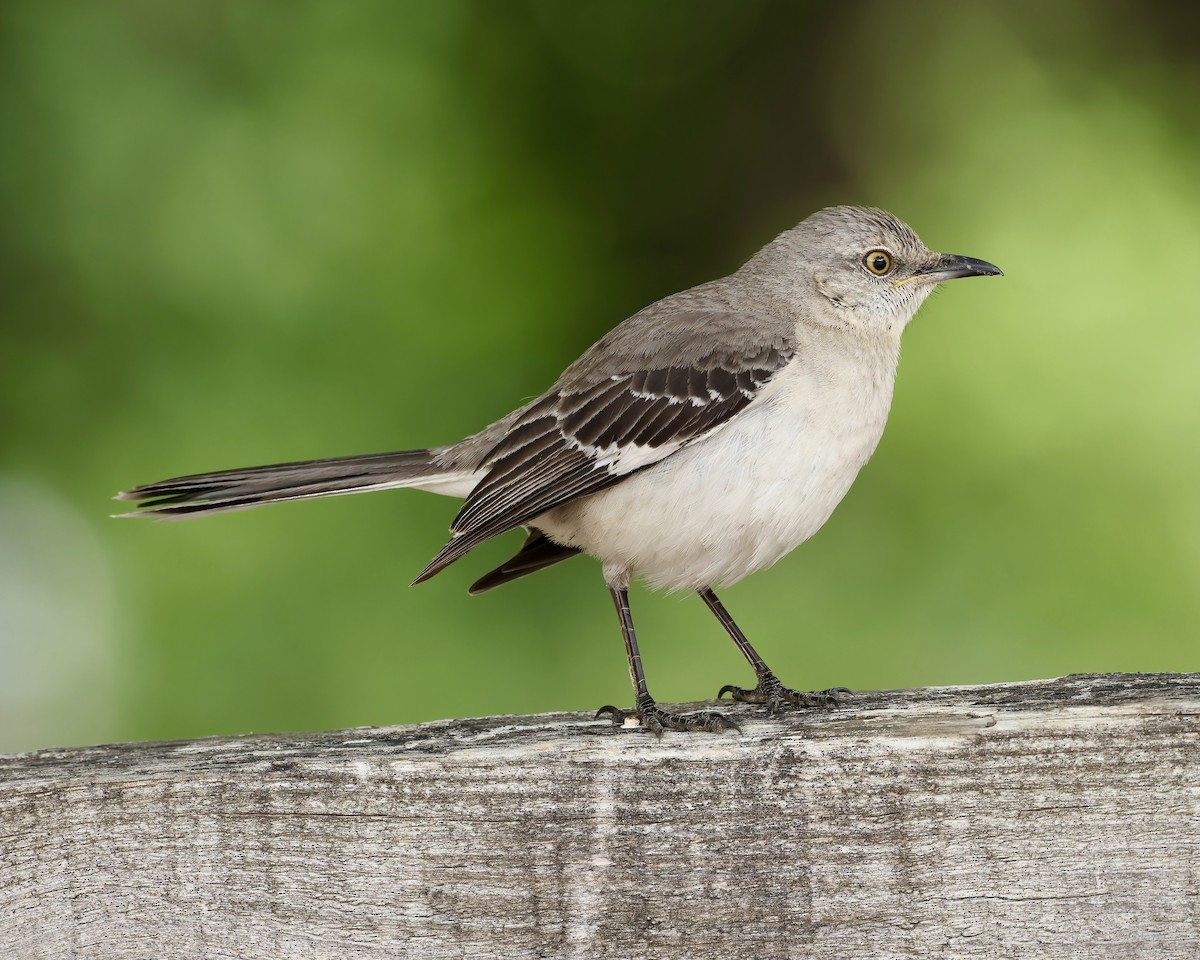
[864,250,893,276]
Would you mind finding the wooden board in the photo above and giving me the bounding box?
[2,673,1197,959]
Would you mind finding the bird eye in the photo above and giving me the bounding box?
[864,250,893,276]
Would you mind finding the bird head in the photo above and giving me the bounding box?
[748,205,1002,335]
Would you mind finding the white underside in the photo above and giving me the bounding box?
[413,473,477,499]
[416,331,901,592]
[540,356,894,590]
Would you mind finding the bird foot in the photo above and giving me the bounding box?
[595,696,739,735]
[718,673,850,715]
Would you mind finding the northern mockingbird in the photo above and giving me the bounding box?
[119,205,1001,734]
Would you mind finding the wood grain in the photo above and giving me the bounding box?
[2,673,1198,959]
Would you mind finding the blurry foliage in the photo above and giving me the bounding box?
[1,0,1197,751]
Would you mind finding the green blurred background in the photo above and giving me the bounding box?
[2,1,1197,753]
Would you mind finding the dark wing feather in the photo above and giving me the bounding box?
[468,529,582,594]
[413,341,793,584]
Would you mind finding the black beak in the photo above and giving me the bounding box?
[922,253,1003,280]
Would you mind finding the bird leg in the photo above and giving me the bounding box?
[595,586,738,735]
[699,588,850,714]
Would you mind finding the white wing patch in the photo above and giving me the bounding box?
[415,346,794,582]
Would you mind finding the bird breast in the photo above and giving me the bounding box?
[537,331,901,591]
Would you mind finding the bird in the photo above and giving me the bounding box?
[117,205,1002,734]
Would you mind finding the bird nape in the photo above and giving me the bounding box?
[118,205,1002,735]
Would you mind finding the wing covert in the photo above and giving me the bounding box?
[413,335,792,583]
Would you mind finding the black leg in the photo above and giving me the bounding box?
[699,587,850,714]
[595,586,738,735]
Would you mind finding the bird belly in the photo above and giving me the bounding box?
[537,369,893,592]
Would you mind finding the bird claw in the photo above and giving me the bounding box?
[596,698,740,735]
[718,675,851,714]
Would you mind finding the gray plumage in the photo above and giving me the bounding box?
[119,205,1001,733]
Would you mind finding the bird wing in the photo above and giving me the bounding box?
[414,313,793,583]
[467,528,583,595]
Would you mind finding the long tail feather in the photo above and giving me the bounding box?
[116,449,451,519]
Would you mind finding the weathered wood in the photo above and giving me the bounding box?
[1,673,1197,959]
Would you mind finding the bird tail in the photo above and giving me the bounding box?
[115,448,467,519]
